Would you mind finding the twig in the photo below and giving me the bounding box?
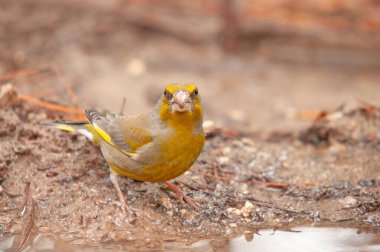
[18,181,36,252]
[0,69,41,82]
[221,169,237,175]
[296,180,319,186]
[17,200,35,252]
[271,227,302,235]
[18,181,30,218]
[357,99,380,111]
[25,89,56,98]
[18,95,85,115]
[177,180,209,192]
[213,163,219,176]
[60,114,88,121]
[221,129,242,137]
[119,97,127,115]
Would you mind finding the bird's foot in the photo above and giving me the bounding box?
[110,172,132,217]
[163,181,199,211]
[120,200,133,217]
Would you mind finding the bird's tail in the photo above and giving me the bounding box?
[44,120,99,143]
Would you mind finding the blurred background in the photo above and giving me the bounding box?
[1,0,380,132]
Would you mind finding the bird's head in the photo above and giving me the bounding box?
[159,84,203,124]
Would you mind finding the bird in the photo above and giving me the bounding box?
[48,84,205,215]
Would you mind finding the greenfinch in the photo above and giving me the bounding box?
[50,84,205,214]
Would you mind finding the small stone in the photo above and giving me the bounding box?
[227,207,235,213]
[216,156,229,166]
[160,197,173,209]
[180,209,187,215]
[227,207,241,216]
[239,183,248,194]
[339,196,357,207]
[241,201,254,218]
[203,120,220,135]
[0,84,18,107]
[241,138,254,146]
[215,183,224,191]
[243,230,254,241]
[203,120,215,130]
[221,147,231,155]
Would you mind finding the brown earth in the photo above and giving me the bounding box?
[0,84,379,250]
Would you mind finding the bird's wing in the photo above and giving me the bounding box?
[117,114,154,151]
[85,109,154,158]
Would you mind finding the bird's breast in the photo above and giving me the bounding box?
[145,126,205,182]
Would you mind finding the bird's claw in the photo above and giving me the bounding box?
[180,194,199,211]
[163,181,199,211]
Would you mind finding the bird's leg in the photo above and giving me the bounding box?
[110,172,130,216]
[163,181,199,211]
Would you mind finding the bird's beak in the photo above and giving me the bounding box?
[170,90,192,112]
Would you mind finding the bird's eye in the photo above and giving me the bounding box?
[164,89,172,99]
[194,88,198,95]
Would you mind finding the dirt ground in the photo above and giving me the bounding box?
[1,84,380,250]
[1,0,380,251]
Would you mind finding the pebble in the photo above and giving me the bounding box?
[221,147,231,155]
[227,207,241,216]
[160,197,173,209]
[216,156,229,166]
[0,84,17,107]
[241,201,254,218]
[339,196,357,207]
[203,120,215,130]
[241,138,254,146]
[227,201,255,217]
[243,230,254,241]
[180,209,187,215]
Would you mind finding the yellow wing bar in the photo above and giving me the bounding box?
[90,121,138,158]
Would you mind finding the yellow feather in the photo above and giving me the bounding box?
[55,124,75,132]
[93,123,112,143]
[92,123,138,158]
[165,83,197,94]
